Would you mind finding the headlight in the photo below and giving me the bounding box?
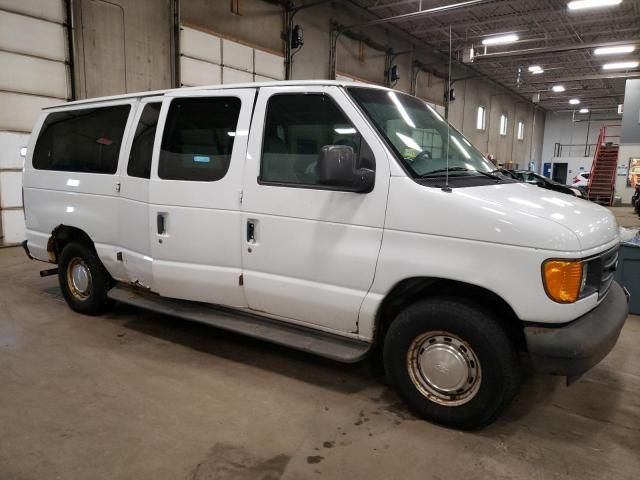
[542,260,584,303]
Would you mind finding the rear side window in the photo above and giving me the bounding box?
[260,93,371,186]
[33,105,130,174]
[127,103,161,179]
[159,97,241,181]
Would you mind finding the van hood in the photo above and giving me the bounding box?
[386,178,619,252]
[454,182,619,251]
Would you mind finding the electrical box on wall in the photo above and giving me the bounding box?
[462,47,474,63]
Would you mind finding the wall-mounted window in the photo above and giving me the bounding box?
[517,121,525,141]
[499,114,508,136]
[476,106,486,130]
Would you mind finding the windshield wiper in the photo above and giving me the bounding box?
[418,167,503,181]
[418,167,470,178]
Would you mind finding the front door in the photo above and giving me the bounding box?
[149,89,256,307]
[240,86,389,334]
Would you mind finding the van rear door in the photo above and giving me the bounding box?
[148,88,256,307]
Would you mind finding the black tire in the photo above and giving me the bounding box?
[383,298,521,430]
[58,242,113,315]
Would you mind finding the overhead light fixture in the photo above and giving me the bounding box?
[569,98,581,105]
[552,85,566,92]
[594,45,635,55]
[482,34,519,46]
[602,61,639,70]
[528,65,544,74]
[579,108,589,113]
[568,0,623,10]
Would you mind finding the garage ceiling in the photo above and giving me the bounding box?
[359,0,640,112]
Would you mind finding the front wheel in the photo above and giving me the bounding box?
[383,299,521,429]
[58,242,113,315]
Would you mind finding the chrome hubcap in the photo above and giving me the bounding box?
[67,258,91,300]
[408,331,481,406]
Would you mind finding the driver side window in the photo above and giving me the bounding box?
[260,93,373,187]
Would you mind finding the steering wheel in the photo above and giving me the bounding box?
[408,149,432,166]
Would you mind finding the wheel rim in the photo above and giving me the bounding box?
[407,331,482,406]
[66,257,92,300]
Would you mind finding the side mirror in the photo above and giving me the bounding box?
[317,145,375,193]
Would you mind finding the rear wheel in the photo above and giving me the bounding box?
[383,298,521,429]
[58,242,113,315]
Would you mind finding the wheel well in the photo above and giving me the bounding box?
[47,225,96,263]
[374,277,526,351]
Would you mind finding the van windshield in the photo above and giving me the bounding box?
[348,87,495,178]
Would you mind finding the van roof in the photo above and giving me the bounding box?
[44,80,388,110]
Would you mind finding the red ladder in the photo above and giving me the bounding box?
[587,126,619,206]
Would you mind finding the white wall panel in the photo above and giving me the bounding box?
[0,132,29,169]
[0,0,64,23]
[0,10,66,62]
[1,209,25,243]
[254,49,284,80]
[0,92,61,132]
[254,74,275,82]
[180,56,221,87]
[0,171,22,208]
[222,39,253,73]
[222,67,253,84]
[0,51,68,99]
[181,27,221,64]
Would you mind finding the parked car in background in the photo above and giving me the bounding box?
[502,170,583,197]
[572,171,590,188]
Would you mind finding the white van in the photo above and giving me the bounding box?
[22,81,628,429]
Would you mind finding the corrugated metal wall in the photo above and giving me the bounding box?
[0,0,70,244]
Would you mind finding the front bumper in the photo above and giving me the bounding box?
[524,281,629,378]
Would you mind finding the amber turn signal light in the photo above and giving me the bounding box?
[542,260,584,303]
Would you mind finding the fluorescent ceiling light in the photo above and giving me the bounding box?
[579,108,589,113]
[450,136,471,160]
[482,34,519,46]
[594,45,635,55]
[552,85,566,92]
[569,98,581,105]
[602,61,639,70]
[388,92,416,128]
[568,0,622,10]
[395,132,421,151]
[334,127,357,134]
[528,65,544,74]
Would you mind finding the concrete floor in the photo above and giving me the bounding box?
[1,211,640,479]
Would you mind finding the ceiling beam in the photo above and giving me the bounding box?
[339,0,492,31]
[525,71,640,83]
[472,39,640,60]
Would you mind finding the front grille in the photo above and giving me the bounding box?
[598,247,618,299]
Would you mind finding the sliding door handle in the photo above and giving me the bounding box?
[157,213,166,234]
[247,221,255,243]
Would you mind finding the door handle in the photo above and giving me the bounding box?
[157,213,166,234]
[247,220,255,243]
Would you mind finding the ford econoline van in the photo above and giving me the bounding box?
[22,81,628,429]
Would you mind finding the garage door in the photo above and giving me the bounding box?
[0,0,71,245]
[180,24,284,87]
